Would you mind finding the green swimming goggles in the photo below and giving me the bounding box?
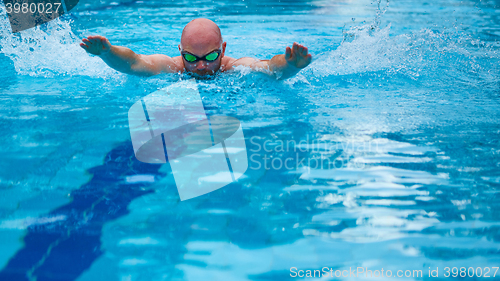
[181,49,221,63]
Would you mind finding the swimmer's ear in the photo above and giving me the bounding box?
[222,42,227,56]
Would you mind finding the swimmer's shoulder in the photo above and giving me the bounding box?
[221,56,237,72]
[222,56,270,72]
[172,56,183,65]
[158,56,184,73]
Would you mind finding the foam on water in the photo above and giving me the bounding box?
[311,25,499,88]
[0,3,116,78]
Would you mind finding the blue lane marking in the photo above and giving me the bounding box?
[0,142,164,281]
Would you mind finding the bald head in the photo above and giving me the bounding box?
[178,18,226,76]
[181,18,222,50]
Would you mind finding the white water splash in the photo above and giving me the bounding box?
[308,0,499,84]
[312,23,499,82]
[0,4,116,78]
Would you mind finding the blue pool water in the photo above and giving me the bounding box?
[0,0,500,280]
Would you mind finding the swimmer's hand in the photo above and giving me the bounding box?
[266,42,312,79]
[284,42,312,69]
[80,35,111,56]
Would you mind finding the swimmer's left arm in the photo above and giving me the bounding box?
[228,42,312,79]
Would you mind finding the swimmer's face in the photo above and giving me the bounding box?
[179,41,226,76]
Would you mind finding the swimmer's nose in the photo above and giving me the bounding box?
[196,61,206,70]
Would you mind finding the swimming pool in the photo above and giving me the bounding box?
[0,0,499,280]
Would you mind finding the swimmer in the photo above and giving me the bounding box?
[80,18,312,79]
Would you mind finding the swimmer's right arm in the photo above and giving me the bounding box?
[80,36,182,76]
